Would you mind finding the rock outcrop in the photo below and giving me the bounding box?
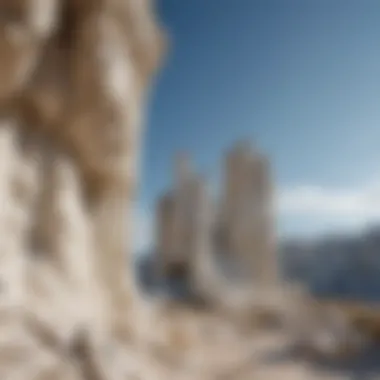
[0,0,165,378]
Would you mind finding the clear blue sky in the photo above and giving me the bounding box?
[135,0,380,251]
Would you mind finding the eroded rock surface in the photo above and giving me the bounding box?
[0,0,165,378]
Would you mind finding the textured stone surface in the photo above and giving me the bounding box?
[0,0,165,378]
[154,141,278,301]
[221,142,277,285]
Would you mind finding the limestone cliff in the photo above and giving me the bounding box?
[0,0,165,378]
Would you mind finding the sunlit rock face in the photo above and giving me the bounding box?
[219,142,277,287]
[0,0,165,378]
[154,153,214,298]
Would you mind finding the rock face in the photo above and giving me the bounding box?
[0,0,165,378]
[155,191,177,280]
[154,142,278,303]
[220,142,276,286]
[155,154,214,295]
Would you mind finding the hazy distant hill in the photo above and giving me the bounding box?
[136,225,380,304]
[281,225,380,303]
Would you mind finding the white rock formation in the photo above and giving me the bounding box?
[0,0,166,378]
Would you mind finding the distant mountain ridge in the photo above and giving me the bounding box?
[280,225,380,303]
[136,225,380,304]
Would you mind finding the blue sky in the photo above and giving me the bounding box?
[134,0,380,252]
